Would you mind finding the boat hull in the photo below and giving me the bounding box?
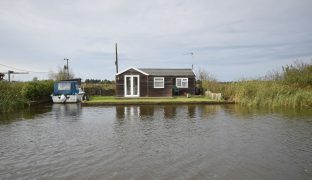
[51,94,84,103]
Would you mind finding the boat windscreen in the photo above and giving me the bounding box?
[58,82,71,90]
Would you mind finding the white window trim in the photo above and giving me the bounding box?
[116,67,149,76]
[154,77,164,88]
[176,78,188,88]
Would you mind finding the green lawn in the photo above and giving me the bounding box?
[83,96,233,105]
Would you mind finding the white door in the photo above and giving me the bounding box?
[124,75,140,97]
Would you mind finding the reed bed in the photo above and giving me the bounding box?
[0,80,53,112]
[221,81,312,108]
[199,60,312,109]
[0,82,26,112]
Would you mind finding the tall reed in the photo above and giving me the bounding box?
[0,82,26,112]
[221,80,312,109]
[0,80,54,112]
[200,61,312,109]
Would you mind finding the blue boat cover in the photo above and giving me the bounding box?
[53,81,79,95]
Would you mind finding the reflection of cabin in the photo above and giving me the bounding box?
[116,67,196,97]
[0,73,4,81]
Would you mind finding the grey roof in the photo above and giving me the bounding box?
[139,68,195,76]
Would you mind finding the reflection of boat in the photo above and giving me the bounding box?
[52,103,82,117]
[51,80,85,103]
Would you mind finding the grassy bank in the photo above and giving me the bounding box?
[221,81,312,108]
[83,96,233,105]
[0,80,53,112]
[200,61,312,109]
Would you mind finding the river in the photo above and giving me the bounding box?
[0,104,312,180]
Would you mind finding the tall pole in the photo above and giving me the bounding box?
[64,58,69,80]
[115,43,118,73]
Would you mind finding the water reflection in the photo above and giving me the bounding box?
[115,105,223,121]
[116,105,192,120]
[114,104,312,125]
[0,104,312,179]
[139,105,154,117]
[0,104,52,124]
[223,105,312,121]
[0,104,83,124]
[187,105,196,118]
[164,105,176,119]
[115,105,125,119]
[51,103,82,119]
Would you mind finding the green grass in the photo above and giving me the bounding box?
[84,96,231,105]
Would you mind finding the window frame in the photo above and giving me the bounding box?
[58,82,71,90]
[154,77,165,88]
[176,78,188,88]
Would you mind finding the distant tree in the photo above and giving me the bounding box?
[32,77,38,81]
[48,66,75,81]
[84,79,114,84]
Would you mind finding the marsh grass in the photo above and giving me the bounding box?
[0,82,26,112]
[219,80,312,109]
[0,80,53,112]
[199,61,312,109]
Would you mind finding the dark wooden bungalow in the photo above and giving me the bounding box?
[116,67,196,97]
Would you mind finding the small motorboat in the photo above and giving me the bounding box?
[51,80,85,103]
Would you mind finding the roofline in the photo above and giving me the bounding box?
[55,81,79,83]
[115,66,149,76]
[139,68,193,70]
[192,69,196,76]
[140,68,196,77]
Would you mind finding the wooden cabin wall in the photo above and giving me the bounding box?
[147,76,173,97]
[140,75,148,97]
[173,77,196,95]
[116,68,196,97]
[115,74,124,97]
[188,77,196,95]
[147,76,196,97]
[115,69,148,97]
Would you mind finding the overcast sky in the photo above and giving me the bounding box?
[0,0,312,81]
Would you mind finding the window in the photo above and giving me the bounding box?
[58,82,71,90]
[154,77,164,88]
[176,78,188,88]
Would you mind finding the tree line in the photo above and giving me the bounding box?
[84,79,115,84]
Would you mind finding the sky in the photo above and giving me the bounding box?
[0,0,312,81]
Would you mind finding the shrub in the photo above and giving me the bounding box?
[0,80,54,112]
[82,83,115,96]
[21,80,54,101]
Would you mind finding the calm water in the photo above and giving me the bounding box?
[0,104,312,180]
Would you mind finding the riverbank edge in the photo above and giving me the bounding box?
[82,100,235,106]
